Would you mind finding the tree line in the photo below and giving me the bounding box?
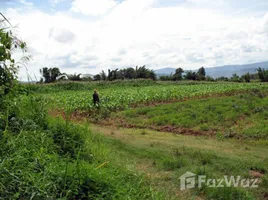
[39,66,268,84]
[39,65,156,83]
[93,65,156,81]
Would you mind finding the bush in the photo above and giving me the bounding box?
[48,120,87,159]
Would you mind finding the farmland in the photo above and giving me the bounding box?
[2,4,268,199]
[31,81,268,112]
[23,80,268,199]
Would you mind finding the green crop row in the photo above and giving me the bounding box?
[37,82,268,112]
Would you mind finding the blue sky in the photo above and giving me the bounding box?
[1,0,268,80]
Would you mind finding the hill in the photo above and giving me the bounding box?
[154,61,268,78]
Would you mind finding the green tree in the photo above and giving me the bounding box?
[64,73,82,81]
[184,71,196,80]
[117,67,137,80]
[172,67,184,81]
[216,76,229,81]
[197,67,206,76]
[256,67,268,82]
[230,73,242,82]
[160,74,172,81]
[100,70,107,81]
[242,73,250,83]
[0,13,28,133]
[108,68,119,81]
[125,67,136,79]
[93,74,101,81]
[205,76,215,82]
[39,67,61,83]
[135,65,156,80]
[196,67,206,81]
[0,17,27,95]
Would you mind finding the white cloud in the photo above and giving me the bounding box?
[2,0,268,81]
[49,28,76,43]
[71,0,118,16]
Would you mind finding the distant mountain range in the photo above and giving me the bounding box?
[154,61,268,78]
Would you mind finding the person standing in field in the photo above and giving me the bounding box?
[93,89,100,106]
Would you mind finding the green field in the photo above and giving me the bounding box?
[2,81,268,199]
[25,81,268,199]
[31,81,268,112]
[112,89,268,139]
[3,5,268,199]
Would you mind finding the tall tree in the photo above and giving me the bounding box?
[93,74,101,81]
[135,65,156,80]
[197,67,206,76]
[67,73,82,81]
[256,67,268,82]
[184,71,196,80]
[242,73,250,83]
[100,70,107,81]
[40,67,61,83]
[125,67,136,79]
[196,67,206,81]
[172,67,184,81]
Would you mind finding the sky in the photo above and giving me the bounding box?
[1,0,268,81]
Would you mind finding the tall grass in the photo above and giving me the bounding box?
[0,92,165,199]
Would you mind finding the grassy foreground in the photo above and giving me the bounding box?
[77,123,268,199]
[0,95,165,199]
[2,81,268,199]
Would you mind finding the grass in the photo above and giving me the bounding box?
[3,81,268,199]
[0,93,166,199]
[26,81,268,112]
[113,88,268,139]
[89,124,268,199]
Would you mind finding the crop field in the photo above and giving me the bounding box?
[3,3,268,199]
[26,81,268,200]
[34,81,268,112]
[111,89,268,139]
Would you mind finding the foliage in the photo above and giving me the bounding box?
[100,70,107,80]
[59,73,82,81]
[256,67,268,82]
[196,67,206,80]
[172,67,184,81]
[135,65,156,80]
[0,13,28,134]
[184,67,206,81]
[94,66,156,81]
[159,74,172,81]
[0,18,27,97]
[39,67,61,83]
[230,73,242,82]
[216,76,229,81]
[93,74,101,81]
[184,70,197,80]
[205,75,215,81]
[242,72,251,83]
